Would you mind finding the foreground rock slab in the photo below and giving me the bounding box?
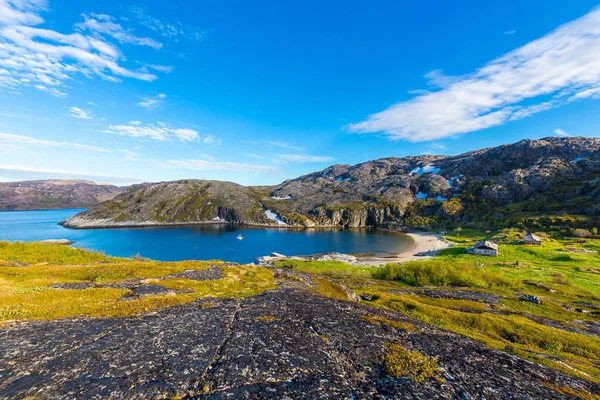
[0,288,597,399]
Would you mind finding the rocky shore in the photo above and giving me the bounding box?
[255,232,450,267]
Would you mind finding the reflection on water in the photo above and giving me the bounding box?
[0,209,413,263]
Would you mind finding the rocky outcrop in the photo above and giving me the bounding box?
[0,180,122,211]
[62,137,600,229]
[1,288,597,399]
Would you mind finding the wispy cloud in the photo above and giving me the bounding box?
[146,64,173,74]
[426,142,446,152]
[264,141,305,151]
[67,106,93,119]
[137,93,166,110]
[245,153,265,159]
[103,121,200,142]
[554,128,571,137]
[0,131,109,152]
[504,30,516,35]
[348,7,600,142]
[202,135,221,145]
[0,1,167,95]
[276,154,334,164]
[0,164,139,185]
[33,85,66,98]
[163,159,279,173]
[76,13,162,49]
[130,6,206,40]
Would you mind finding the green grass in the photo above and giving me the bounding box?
[373,260,516,288]
[273,258,374,279]
[0,242,275,321]
[0,241,121,264]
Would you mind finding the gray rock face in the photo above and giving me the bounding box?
[62,137,600,229]
[0,288,597,399]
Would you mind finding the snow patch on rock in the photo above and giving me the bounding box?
[265,209,288,225]
[410,164,441,175]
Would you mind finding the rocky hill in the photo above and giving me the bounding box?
[0,180,123,211]
[62,137,600,229]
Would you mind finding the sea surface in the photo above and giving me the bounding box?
[0,209,414,263]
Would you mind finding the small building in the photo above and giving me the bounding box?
[524,233,542,245]
[466,240,499,257]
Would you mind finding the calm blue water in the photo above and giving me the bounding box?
[0,209,413,263]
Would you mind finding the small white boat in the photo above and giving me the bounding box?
[237,234,244,240]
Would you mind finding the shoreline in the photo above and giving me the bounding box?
[353,232,450,266]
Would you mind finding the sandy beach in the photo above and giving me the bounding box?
[356,232,450,266]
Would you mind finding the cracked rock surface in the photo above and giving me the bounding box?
[0,288,598,399]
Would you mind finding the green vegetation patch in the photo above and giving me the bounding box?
[0,241,121,264]
[382,342,442,382]
[313,275,354,301]
[274,259,374,279]
[373,260,516,288]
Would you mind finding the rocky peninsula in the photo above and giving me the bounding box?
[60,137,600,233]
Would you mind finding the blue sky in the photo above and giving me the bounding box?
[1,0,600,186]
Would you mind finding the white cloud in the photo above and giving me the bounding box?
[0,1,167,95]
[276,154,334,163]
[0,0,45,26]
[104,121,200,142]
[504,30,516,35]
[87,101,97,106]
[76,13,162,49]
[348,7,600,142]
[554,128,571,137]
[137,93,166,110]
[164,159,279,173]
[0,131,109,152]
[67,106,93,119]
[0,164,139,185]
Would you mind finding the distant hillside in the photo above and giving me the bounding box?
[63,137,600,231]
[0,180,123,211]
